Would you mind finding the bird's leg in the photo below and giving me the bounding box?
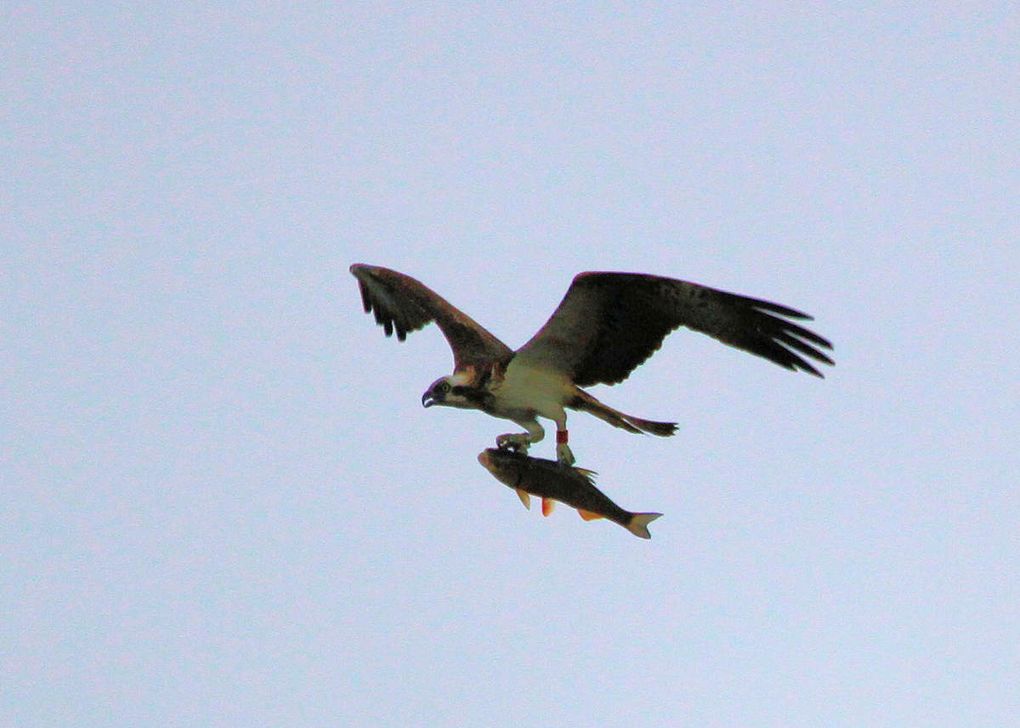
[555,426,575,466]
[496,420,544,454]
[495,432,531,452]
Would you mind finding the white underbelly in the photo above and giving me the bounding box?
[493,359,569,421]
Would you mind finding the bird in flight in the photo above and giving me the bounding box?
[350,264,833,465]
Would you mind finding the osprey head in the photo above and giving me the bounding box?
[421,374,479,410]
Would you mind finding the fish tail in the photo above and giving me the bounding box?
[626,513,663,539]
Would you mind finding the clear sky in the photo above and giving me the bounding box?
[4,3,1018,726]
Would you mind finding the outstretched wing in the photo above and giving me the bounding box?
[350,264,512,370]
[514,272,834,386]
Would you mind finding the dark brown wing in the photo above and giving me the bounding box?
[513,272,834,386]
[350,264,512,371]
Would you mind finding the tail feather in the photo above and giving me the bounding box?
[622,415,677,437]
[626,513,663,539]
[571,390,677,437]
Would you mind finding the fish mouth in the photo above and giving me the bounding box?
[477,450,494,470]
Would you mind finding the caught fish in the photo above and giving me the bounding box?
[477,448,663,539]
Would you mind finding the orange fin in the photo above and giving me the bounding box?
[541,498,556,517]
[577,508,604,521]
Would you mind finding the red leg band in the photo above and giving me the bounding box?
[556,430,569,444]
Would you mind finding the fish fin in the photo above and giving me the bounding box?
[573,467,598,478]
[541,498,555,517]
[626,513,663,540]
[515,489,531,510]
[577,509,604,521]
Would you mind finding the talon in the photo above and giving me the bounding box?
[496,433,530,453]
[556,442,575,466]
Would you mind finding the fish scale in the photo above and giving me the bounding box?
[477,448,663,539]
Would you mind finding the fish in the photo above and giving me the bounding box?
[477,448,663,539]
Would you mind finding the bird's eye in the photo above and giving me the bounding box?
[439,382,451,393]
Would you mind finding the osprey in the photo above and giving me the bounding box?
[350,264,833,465]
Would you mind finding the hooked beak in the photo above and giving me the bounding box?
[421,390,436,408]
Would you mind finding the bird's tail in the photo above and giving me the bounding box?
[621,414,678,437]
[570,390,677,437]
[626,513,663,539]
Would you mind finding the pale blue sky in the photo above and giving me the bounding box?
[4,3,1019,726]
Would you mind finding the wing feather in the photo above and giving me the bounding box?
[349,264,512,370]
[514,272,834,386]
